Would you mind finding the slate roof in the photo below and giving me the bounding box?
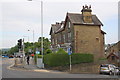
[49,22,64,35]
[50,12,104,35]
[67,13,103,26]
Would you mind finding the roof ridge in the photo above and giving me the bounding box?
[68,12,81,15]
[68,12,96,15]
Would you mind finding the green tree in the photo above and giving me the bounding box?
[45,49,52,55]
[7,37,51,55]
[0,50,2,55]
[38,37,50,54]
[7,45,19,54]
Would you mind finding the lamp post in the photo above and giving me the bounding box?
[41,1,44,68]
[27,0,44,68]
[28,30,34,54]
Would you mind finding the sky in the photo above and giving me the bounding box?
[0,0,119,48]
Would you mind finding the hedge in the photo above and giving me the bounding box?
[45,49,52,55]
[43,53,94,67]
[56,48,67,54]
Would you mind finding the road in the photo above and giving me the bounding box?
[2,58,120,78]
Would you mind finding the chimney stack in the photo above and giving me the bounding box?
[81,5,92,23]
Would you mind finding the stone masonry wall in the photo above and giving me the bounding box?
[73,25,105,60]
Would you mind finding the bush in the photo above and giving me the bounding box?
[43,53,94,67]
[35,54,42,58]
[45,49,52,55]
[56,48,67,54]
[38,55,43,58]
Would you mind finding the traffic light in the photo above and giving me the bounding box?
[18,39,22,49]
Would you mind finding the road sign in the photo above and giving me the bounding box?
[68,48,72,55]
[68,47,72,71]
[36,51,40,54]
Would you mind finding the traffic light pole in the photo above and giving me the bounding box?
[22,38,25,68]
[22,38,25,61]
[70,55,72,71]
[19,49,20,53]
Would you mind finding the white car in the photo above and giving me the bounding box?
[99,64,119,75]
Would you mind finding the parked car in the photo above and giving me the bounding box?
[9,55,14,58]
[99,64,119,75]
[117,67,120,75]
[14,52,23,58]
[2,54,8,58]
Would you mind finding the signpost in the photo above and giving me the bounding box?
[68,47,72,71]
[36,51,40,54]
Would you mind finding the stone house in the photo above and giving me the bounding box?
[106,41,120,66]
[106,41,120,56]
[107,52,120,66]
[50,5,106,60]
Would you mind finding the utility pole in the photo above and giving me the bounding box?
[22,38,25,63]
[28,30,34,54]
[41,1,44,69]
[27,0,44,68]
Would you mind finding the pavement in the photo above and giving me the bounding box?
[10,57,60,73]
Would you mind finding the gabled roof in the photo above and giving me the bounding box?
[67,13,103,26]
[106,41,120,52]
[107,52,119,59]
[50,12,104,35]
[55,13,104,33]
[101,30,106,34]
[49,22,64,35]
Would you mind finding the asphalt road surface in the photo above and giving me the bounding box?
[2,58,120,78]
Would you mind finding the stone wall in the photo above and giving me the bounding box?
[73,25,105,60]
[45,60,109,74]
